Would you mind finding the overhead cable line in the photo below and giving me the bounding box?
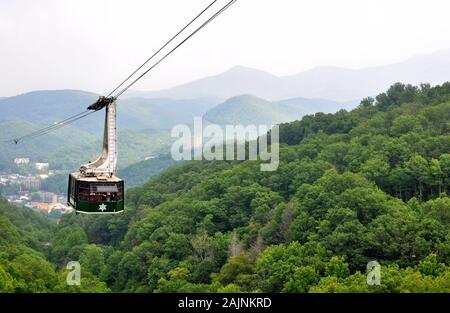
[2,0,238,144]
[106,0,220,98]
[0,110,93,144]
[113,0,237,98]
[16,110,90,139]
[12,111,96,143]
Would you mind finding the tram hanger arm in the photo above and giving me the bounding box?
[87,96,116,111]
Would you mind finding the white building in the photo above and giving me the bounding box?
[14,158,30,165]
[35,163,49,171]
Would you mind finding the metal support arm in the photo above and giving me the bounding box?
[80,98,118,177]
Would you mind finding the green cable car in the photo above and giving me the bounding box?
[68,173,124,214]
[67,97,125,215]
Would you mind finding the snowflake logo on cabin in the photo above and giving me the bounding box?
[99,203,107,212]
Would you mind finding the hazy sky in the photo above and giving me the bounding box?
[1,0,450,96]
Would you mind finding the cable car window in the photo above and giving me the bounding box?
[117,183,123,201]
[75,181,123,203]
[78,182,90,201]
[91,185,119,193]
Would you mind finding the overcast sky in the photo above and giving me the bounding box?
[1,0,450,96]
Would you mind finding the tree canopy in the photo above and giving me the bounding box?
[1,82,450,293]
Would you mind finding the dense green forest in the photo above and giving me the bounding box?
[1,82,450,293]
[0,198,110,292]
[117,154,178,188]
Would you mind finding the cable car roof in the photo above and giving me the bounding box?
[70,172,123,182]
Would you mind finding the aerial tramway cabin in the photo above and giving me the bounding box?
[68,173,124,214]
[67,96,125,215]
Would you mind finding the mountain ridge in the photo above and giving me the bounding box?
[0,89,358,132]
[0,90,219,131]
[130,49,450,101]
[203,94,358,126]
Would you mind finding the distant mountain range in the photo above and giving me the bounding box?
[0,90,101,132]
[0,89,356,172]
[0,90,219,132]
[2,49,449,174]
[129,50,450,102]
[204,95,356,126]
[0,90,357,133]
[2,49,449,133]
[118,97,218,130]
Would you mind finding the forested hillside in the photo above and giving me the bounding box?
[1,82,450,293]
[0,124,171,174]
[117,154,178,188]
[0,90,218,131]
[0,198,109,292]
[203,95,355,126]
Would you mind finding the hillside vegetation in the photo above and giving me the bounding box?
[0,197,110,292]
[0,90,218,131]
[117,154,178,188]
[1,82,450,293]
[0,122,171,172]
[203,95,354,126]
